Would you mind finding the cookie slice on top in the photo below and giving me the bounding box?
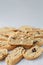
[0,49,8,60]
[8,31,34,48]
[23,45,43,60]
[6,47,25,65]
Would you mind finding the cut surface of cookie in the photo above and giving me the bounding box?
[23,45,43,60]
[0,49,8,60]
[27,31,43,39]
[33,31,43,38]
[0,27,16,37]
[0,27,16,32]
[0,34,8,41]
[0,41,16,50]
[6,47,25,65]
[19,26,33,32]
[0,28,23,38]
[19,26,43,38]
[32,27,43,32]
[8,32,34,48]
[0,31,16,38]
[33,38,43,46]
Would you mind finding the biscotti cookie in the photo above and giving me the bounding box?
[0,49,8,60]
[23,45,43,60]
[0,27,16,36]
[0,41,16,50]
[33,38,43,46]
[6,47,25,65]
[0,28,22,38]
[26,30,43,38]
[33,31,43,38]
[0,34,8,41]
[19,26,43,32]
[0,31,16,38]
[8,32,34,48]
[19,26,33,32]
[19,26,43,37]
[0,27,22,33]
[32,27,43,32]
[0,27,16,32]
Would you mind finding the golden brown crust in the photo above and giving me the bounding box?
[6,47,25,65]
[19,26,33,32]
[0,41,16,50]
[33,38,43,46]
[0,49,8,60]
[19,26,43,32]
[0,27,16,32]
[23,45,43,60]
[8,32,34,48]
[19,26,43,38]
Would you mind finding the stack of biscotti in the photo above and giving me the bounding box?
[0,26,43,65]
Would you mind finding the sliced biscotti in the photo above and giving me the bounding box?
[0,49,8,60]
[0,31,16,38]
[0,27,16,36]
[26,31,43,38]
[27,31,43,38]
[8,32,34,48]
[19,26,43,32]
[19,26,33,32]
[0,34,8,41]
[19,26,43,38]
[32,27,43,32]
[33,31,43,38]
[33,38,43,46]
[23,45,43,60]
[0,41,16,50]
[6,47,25,65]
[0,27,16,32]
[0,28,22,38]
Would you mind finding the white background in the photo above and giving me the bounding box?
[0,0,43,65]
